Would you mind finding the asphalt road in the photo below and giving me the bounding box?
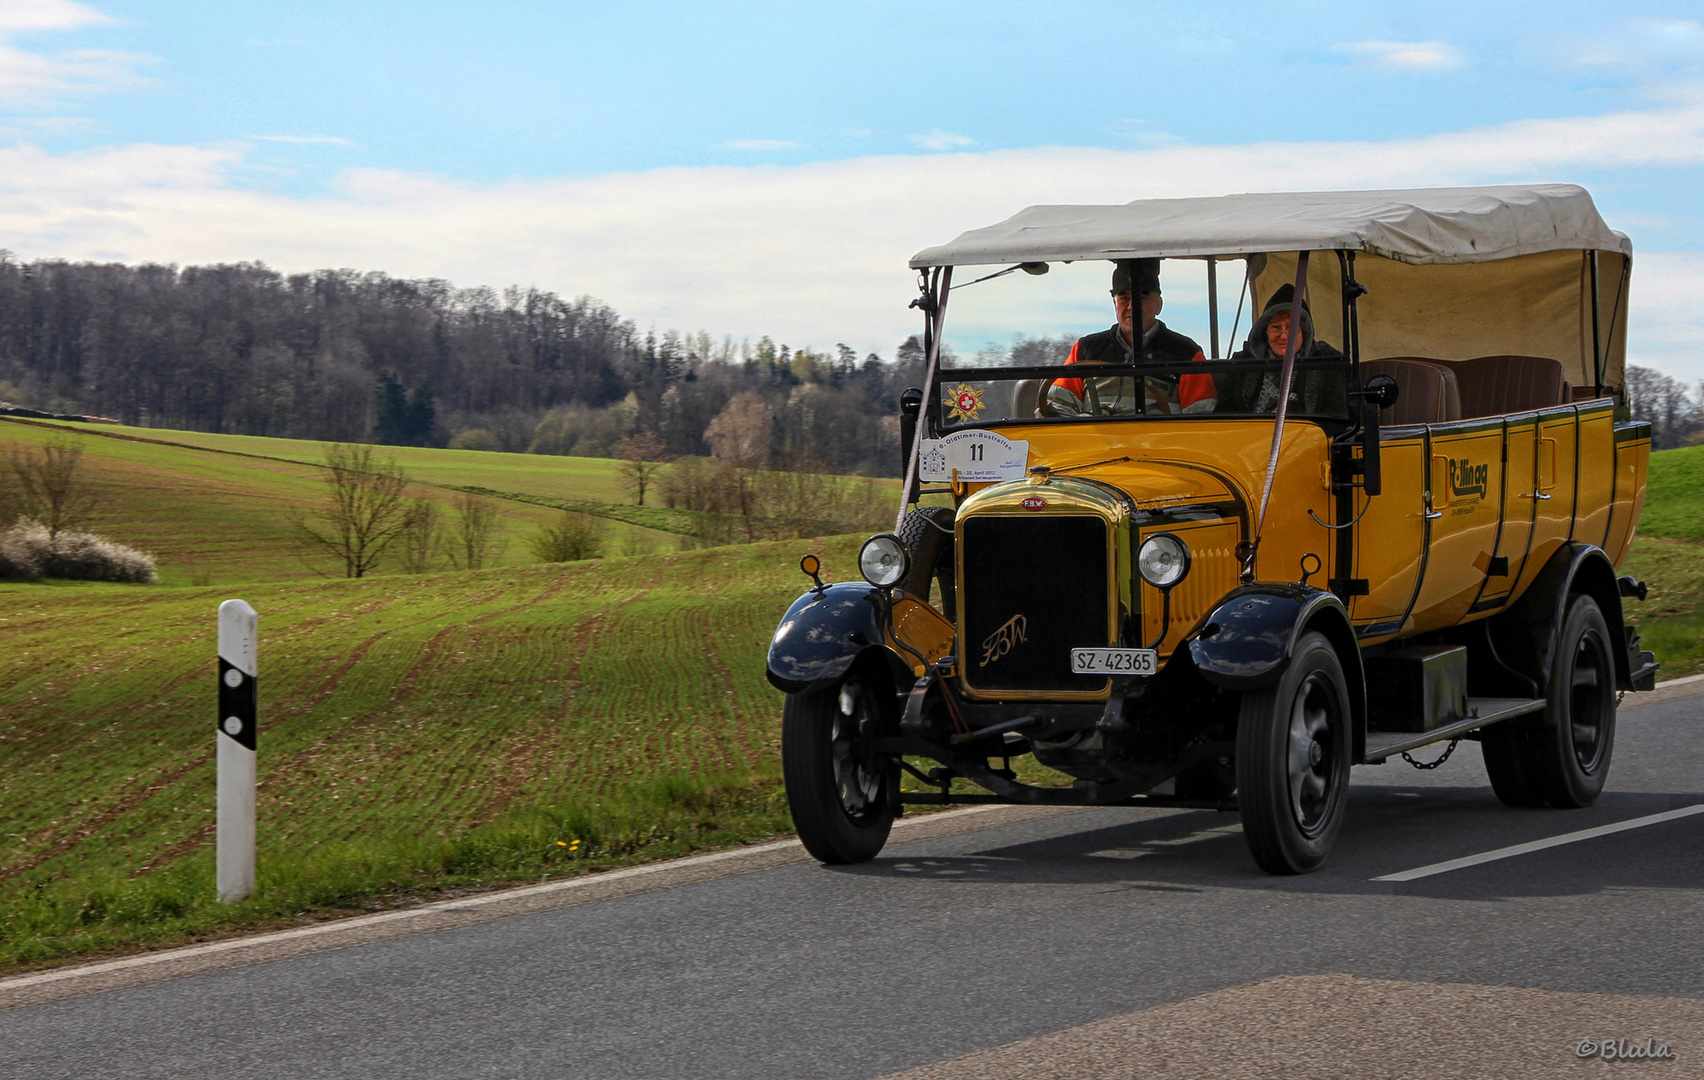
[4,692,1701,1080]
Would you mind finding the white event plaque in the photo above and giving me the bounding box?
[917,430,1029,483]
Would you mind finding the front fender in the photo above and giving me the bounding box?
[766,582,892,694]
[1187,584,1353,691]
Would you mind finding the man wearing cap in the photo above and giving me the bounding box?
[1219,283,1346,415]
[1044,259,1216,416]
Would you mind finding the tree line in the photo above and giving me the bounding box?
[0,253,925,477]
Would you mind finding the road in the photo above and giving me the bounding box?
[3,690,1700,1079]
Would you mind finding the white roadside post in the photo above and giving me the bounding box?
[216,599,258,903]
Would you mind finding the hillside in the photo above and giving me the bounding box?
[0,418,895,585]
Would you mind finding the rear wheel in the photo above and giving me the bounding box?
[1482,594,1616,809]
[1235,632,1351,874]
[782,674,896,864]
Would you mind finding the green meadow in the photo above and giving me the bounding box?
[0,423,1698,972]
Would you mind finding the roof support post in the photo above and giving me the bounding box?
[1589,250,1604,398]
[1206,256,1220,360]
[897,266,952,530]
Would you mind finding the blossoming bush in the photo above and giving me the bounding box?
[0,520,157,583]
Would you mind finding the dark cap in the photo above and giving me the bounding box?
[1111,258,1162,296]
[1263,282,1311,315]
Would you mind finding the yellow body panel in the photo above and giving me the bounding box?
[1411,422,1506,632]
[929,402,1643,674]
[890,595,955,678]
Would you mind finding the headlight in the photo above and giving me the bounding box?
[1137,533,1190,590]
[858,534,910,588]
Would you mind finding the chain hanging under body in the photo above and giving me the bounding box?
[1401,739,1460,770]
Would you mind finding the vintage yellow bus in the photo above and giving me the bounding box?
[767,185,1657,874]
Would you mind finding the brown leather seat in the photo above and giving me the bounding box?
[1448,355,1567,416]
[1363,358,1462,425]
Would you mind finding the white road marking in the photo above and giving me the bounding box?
[1372,804,1704,882]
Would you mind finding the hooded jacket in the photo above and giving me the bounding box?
[1220,293,1346,415]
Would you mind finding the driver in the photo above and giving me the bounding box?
[1045,259,1216,416]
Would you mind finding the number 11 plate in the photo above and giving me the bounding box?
[1070,648,1158,675]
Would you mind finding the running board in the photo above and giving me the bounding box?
[1364,697,1547,763]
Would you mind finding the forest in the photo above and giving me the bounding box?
[0,254,927,477]
[1,252,1697,469]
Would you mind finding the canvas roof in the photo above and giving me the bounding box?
[909,184,1631,268]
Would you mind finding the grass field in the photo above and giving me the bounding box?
[0,536,871,969]
[0,428,1697,972]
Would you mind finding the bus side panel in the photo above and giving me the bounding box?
[1409,421,1505,632]
[1479,414,1540,613]
[1352,431,1427,637]
[1575,403,1616,550]
[1606,423,1651,568]
[1516,406,1581,603]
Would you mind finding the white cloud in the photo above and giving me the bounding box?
[249,134,354,146]
[0,2,148,107]
[1627,252,1704,383]
[0,0,112,34]
[1337,40,1465,71]
[1,98,1703,377]
[909,129,976,150]
[716,139,801,151]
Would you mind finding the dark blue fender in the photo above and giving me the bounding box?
[766,582,895,695]
[1186,584,1366,753]
[1187,584,1353,688]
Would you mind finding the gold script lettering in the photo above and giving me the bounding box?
[979,614,1028,668]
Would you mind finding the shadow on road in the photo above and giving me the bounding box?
[833,786,1704,901]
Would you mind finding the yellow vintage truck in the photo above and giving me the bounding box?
[767,185,1657,874]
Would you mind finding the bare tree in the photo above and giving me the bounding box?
[1626,365,1701,449]
[394,497,440,574]
[442,491,505,570]
[288,443,413,577]
[4,438,100,538]
[615,431,672,506]
[705,392,774,530]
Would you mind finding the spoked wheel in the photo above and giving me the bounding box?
[1483,594,1617,809]
[1235,632,1351,874]
[782,674,896,864]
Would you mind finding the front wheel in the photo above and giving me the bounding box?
[782,675,896,864]
[1235,631,1351,874]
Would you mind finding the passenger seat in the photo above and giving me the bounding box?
[1446,355,1568,417]
[1362,358,1463,425]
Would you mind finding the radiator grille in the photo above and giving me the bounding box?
[960,515,1109,694]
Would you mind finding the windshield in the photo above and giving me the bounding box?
[931,256,1354,429]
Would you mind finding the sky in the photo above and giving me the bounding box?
[1,0,1702,379]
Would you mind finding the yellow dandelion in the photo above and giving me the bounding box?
[556,841,568,847]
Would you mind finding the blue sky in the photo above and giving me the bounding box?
[2,0,1703,377]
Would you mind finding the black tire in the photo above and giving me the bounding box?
[781,674,896,864]
[1235,631,1352,874]
[1533,594,1617,807]
[1479,594,1616,809]
[899,506,956,620]
[1480,720,1548,807]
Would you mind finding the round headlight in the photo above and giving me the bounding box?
[1137,533,1190,590]
[858,534,910,588]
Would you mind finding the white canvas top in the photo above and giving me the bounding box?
[909,184,1631,268]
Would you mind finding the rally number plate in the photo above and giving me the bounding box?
[1070,648,1158,676]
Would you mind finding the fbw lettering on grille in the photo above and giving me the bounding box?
[1071,648,1158,675]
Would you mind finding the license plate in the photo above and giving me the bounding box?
[1070,648,1158,675]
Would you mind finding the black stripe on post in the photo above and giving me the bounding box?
[217,657,258,751]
